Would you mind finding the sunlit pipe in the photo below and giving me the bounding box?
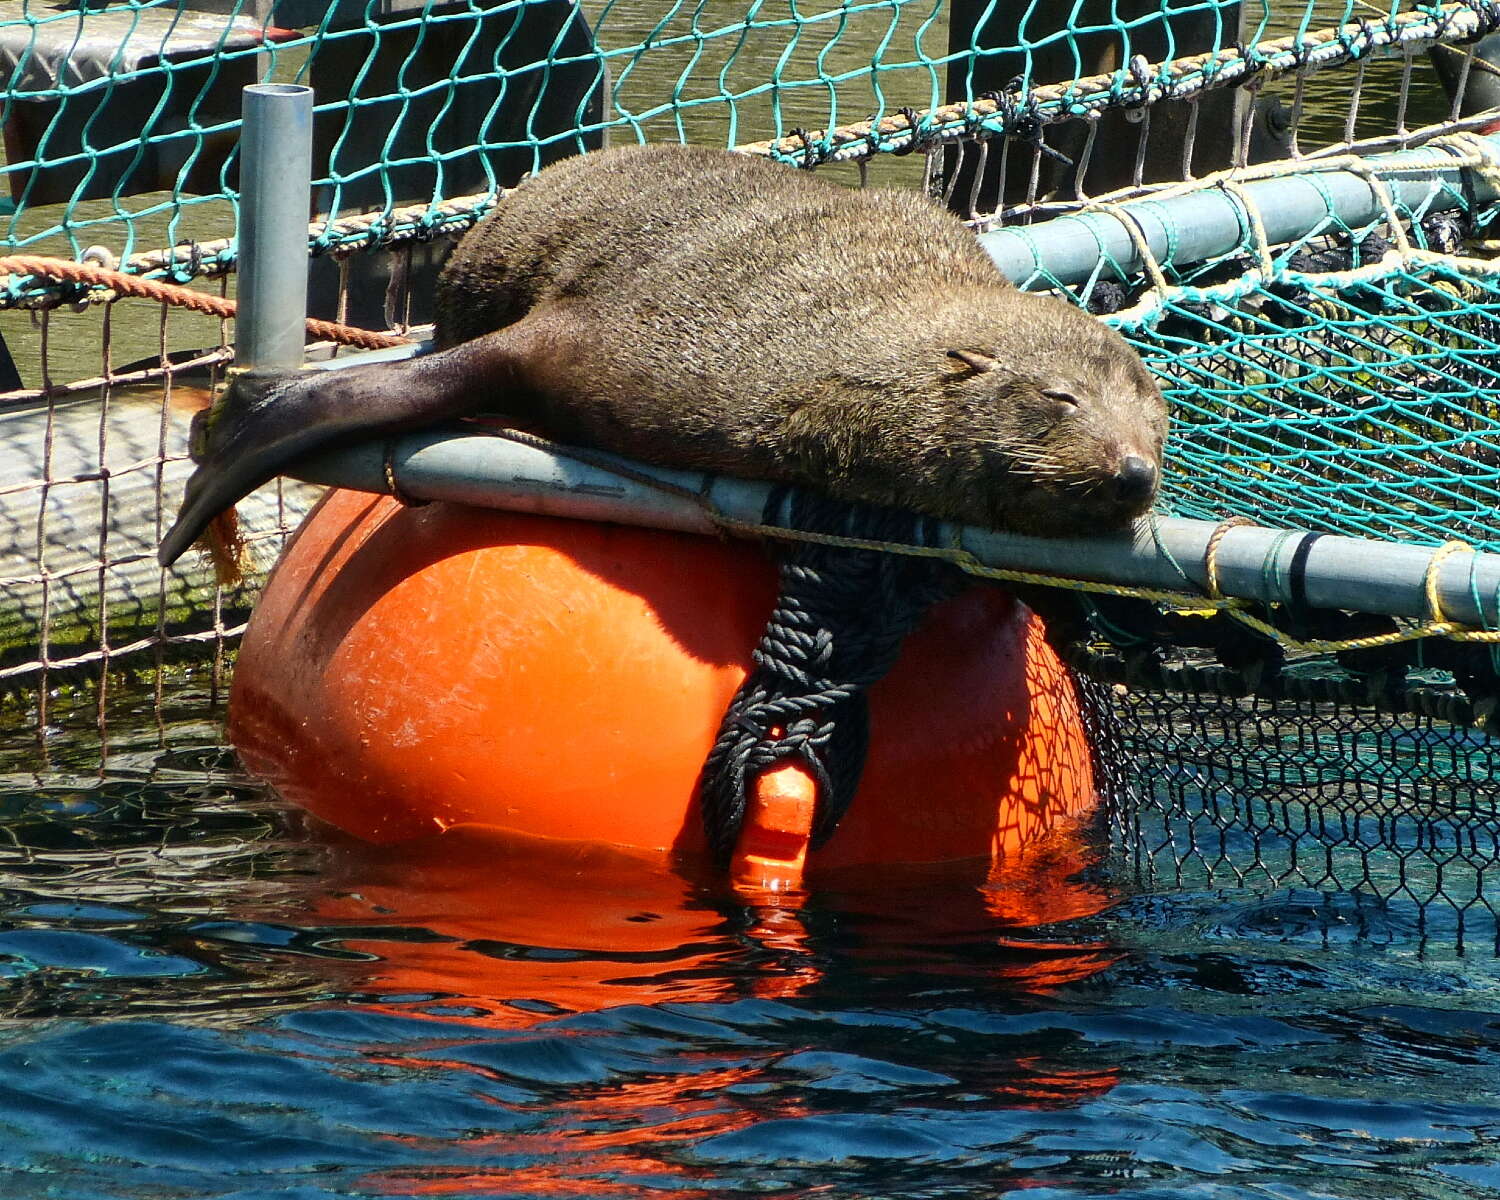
[977,132,1500,286]
[235,84,314,375]
[291,429,1500,629]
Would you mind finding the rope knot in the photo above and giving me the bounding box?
[697,493,964,863]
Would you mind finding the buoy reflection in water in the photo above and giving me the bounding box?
[307,823,1119,1197]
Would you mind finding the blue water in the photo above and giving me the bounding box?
[3,690,1500,1200]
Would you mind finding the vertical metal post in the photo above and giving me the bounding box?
[236,83,314,375]
[942,1,1246,212]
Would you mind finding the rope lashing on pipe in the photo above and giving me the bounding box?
[0,256,410,351]
[742,513,1500,656]
[697,491,963,863]
[1000,125,1500,328]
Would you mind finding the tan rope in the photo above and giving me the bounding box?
[1203,516,1255,601]
[1429,128,1500,195]
[1358,165,1416,258]
[1216,181,1276,280]
[0,256,410,350]
[1424,540,1476,626]
[120,192,493,284]
[739,3,1495,166]
[1086,198,1171,294]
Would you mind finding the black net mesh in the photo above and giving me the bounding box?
[1057,632,1500,952]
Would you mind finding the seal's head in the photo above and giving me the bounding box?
[930,298,1168,537]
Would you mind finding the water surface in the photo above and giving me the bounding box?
[2,689,1499,1199]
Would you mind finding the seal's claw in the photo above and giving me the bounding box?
[157,339,500,570]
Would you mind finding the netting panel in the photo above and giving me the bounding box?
[1120,258,1500,554]
[0,0,1493,949]
[1100,674,1500,949]
[0,300,318,724]
[0,1,1491,291]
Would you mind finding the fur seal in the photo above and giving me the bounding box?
[159,143,1167,568]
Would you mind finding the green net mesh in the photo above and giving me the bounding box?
[0,1,1491,291]
[1129,258,1500,555]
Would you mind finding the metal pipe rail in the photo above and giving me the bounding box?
[978,132,1500,287]
[293,430,1500,630]
[257,122,1500,631]
[236,84,315,375]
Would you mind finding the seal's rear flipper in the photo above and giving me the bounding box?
[158,326,536,568]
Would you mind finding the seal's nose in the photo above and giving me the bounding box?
[1112,455,1157,507]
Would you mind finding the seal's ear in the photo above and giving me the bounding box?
[945,349,999,374]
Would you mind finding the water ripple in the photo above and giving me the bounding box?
[1,706,1499,1198]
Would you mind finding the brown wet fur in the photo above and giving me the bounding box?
[162,143,1167,566]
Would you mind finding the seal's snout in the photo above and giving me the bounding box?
[1111,454,1158,508]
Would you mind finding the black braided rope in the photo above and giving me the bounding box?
[698,491,964,864]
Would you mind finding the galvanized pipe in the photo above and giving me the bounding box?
[292,430,1500,629]
[281,140,1500,630]
[978,133,1500,286]
[236,83,315,375]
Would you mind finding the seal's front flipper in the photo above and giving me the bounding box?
[158,326,535,569]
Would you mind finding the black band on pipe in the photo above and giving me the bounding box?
[1286,531,1327,615]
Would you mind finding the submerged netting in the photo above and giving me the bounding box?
[1101,677,1500,949]
[0,0,1496,946]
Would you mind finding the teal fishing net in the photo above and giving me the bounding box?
[0,2,1492,292]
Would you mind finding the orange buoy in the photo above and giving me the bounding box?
[230,489,1099,880]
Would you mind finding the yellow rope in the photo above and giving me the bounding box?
[1424,540,1477,625]
[1202,516,1255,601]
[742,518,1500,653]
